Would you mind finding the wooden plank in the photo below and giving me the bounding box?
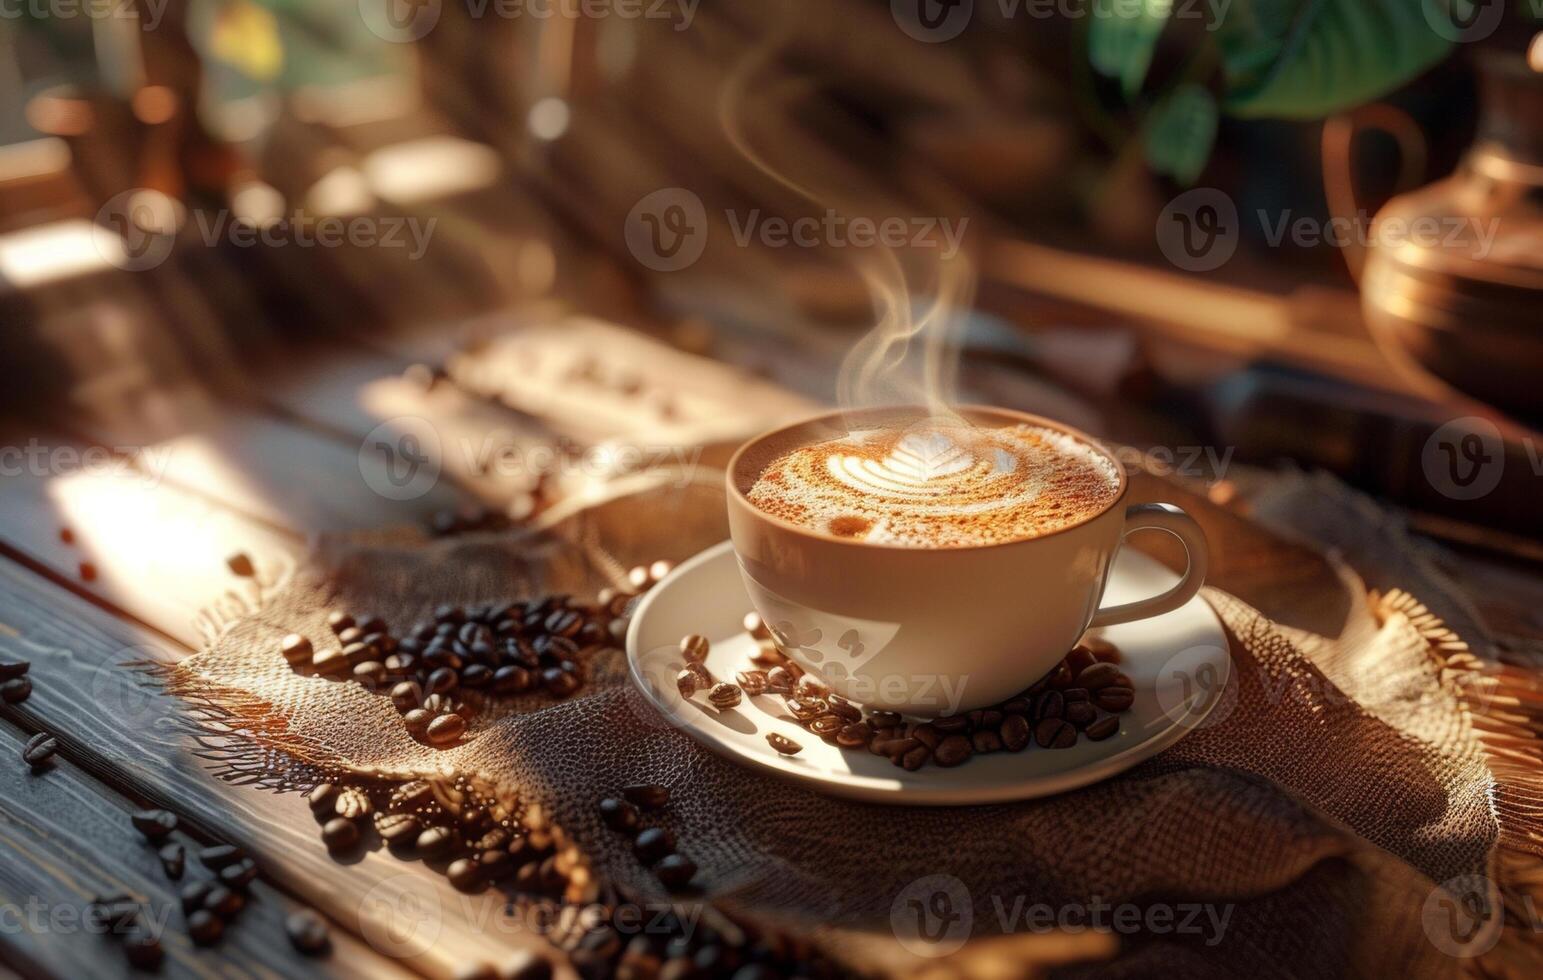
[0,428,299,648]
[0,720,415,980]
[0,558,568,980]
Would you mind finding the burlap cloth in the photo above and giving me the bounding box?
[169,467,1543,978]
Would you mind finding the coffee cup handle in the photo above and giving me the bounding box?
[1089,503,1209,628]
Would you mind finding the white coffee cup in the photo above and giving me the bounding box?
[725,406,1208,716]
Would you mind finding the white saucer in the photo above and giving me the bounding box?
[626,541,1232,805]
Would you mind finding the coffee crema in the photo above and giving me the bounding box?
[746,422,1120,547]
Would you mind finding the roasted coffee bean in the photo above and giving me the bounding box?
[1065,700,1097,728]
[633,827,674,865]
[322,818,360,853]
[835,721,872,748]
[655,854,697,889]
[1062,687,1090,703]
[542,668,580,698]
[424,647,464,671]
[384,653,418,677]
[311,649,349,677]
[78,562,97,582]
[286,910,331,956]
[377,812,421,847]
[933,735,973,767]
[1032,690,1065,722]
[404,708,434,736]
[795,676,830,699]
[22,732,58,768]
[1035,718,1077,749]
[425,667,458,696]
[784,697,825,722]
[357,615,387,636]
[1066,643,1098,674]
[327,611,355,634]
[627,566,651,591]
[648,560,673,583]
[1,676,32,704]
[545,609,583,638]
[599,798,640,832]
[1086,715,1121,740]
[676,669,701,699]
[427,713,467,745]
[679,634,710,663]
[353,661,387,689]
[866,709,902,728]
[448,857,484,892]
[188,908,224,946]
[707,683,742,710]
[827,698,862,723]
[390,681,423,713]
[480,849,513,880]
[764,666,795,694]
[623,784,671,810]
[607,619,629,645]
[199,844,243,870]
[972,729,1003,754]
[766,733,802,756]
[1000,696,1030,714]
[180,881,213,915]
[280,633,313,664]
[1085,636,1121,663]
[910,724,941,750]
[735,670,768,696]
[88,894,139,932]
[749,646,786,668]
[1000,714,1031,752]
[221,858,258,889]
[158,843,185,879]
[334,787,372,822]
[461,664,494,689]
[932,715,969,734]
[391,779,434,812]
[742,612,770,639]
[493,665,532,695]
[899,745,931,771]
[416,825,454,859]
[1094,686,1135,712]
[809,714,842,737]
[974,709,1003,729]
[1076,662,1123,691]
[131,809,178,841]
[204,885,245,918]
[307,783,339,816]
[337,627,365,647]
[123,928,163,968]
[681,662,711,687]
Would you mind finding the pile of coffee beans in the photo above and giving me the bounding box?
[308,773,590,904]
[723,621,1131,771]
[279,586,636,746]
[595,784,698,890]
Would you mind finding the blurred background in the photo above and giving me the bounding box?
[1,0,1540,555]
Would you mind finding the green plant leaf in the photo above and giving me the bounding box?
[1144,84,1218,184]
[1216,0,1454,119]
[1088,0,1175,99]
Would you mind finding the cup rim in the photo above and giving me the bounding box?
[725,404,1129,552]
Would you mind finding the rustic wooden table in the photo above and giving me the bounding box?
[1,305,1538,980]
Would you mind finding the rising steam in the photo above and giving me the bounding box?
[717,34,975,423]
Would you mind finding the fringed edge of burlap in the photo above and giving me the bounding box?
[1371,589,1543,978]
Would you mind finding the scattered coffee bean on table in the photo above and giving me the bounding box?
[390,779,434,812]
[766,732,802,755]
[157,843,185,879]
[199,844,244,870]
[221,858,259,889]
[0,659,29,681]
[322,817,360,853]
[376,812,422,847]
[448,857,484,892]
[1086,715,1121,740]
[1,676,32,704]
[286,910,331,956]
[180,882,212,914]
[131,809,178,841]
[123,927,163,968]
[742,612,770,639]
[1035,718,1077,749]
[22,732,57,769]
[188,908,224,945]
[205,884,245,918]
[675,669,700,699]
[678,634,710,663]
[333,787,372,822]
[307,783,339,816]
[416,825,454,859]
[621,784,670,810]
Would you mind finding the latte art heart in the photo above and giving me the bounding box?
[748,423,1120,547]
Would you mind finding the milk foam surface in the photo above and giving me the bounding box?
[746,423,1120,547]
